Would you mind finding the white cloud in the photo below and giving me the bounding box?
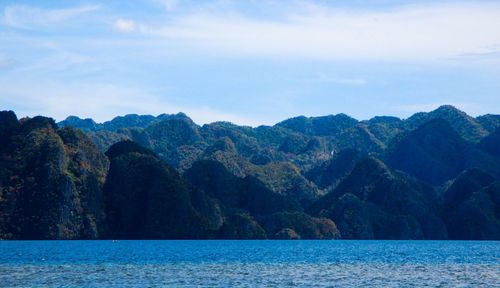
[0,80,262,126]
[330,78,367,85]
[1,4,100,29]
[306,73,367,85]
[114,19,136,33]
[134,2,500,61]
[154,0,179,11]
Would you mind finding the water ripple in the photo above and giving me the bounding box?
[0,240,498,287]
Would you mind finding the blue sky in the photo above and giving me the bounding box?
[0,0,499,126]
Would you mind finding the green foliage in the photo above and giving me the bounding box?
[259,212,341,239]
[103,141,224,239]
[276,114,358,136]
[442,170,500,240]
[305,148,363,189]
[0,114,108,239]
[476,114,500,133]
[2,104,500,240]
[479,127,500,157]
[310,157,447,239]
[184,160,302,216]
[217,212,267,239]
[405,105,488,142]
[386,119,471,184]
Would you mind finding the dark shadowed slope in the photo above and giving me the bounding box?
[0,112,108,239]
[442,169,500,240]
[103,141,223,239]
[405,105,488,142]
[309,157,447,239]
[386,119,469,184]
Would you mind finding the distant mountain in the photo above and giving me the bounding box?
[276,114,358,136]
[362,116,405,146]
[386,119,500,184]
[100,114,158,131]
[1,105,499,240]
[479,127,500,157]
[58,116,99,131]
[476,114,500,133]
[386,119,471,184]
[59,113,179,132]
[405,105,488,142]
[334,124,386,152]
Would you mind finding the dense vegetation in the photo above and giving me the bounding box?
[1,105,499,239]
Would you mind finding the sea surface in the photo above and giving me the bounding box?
[0,240,498,287]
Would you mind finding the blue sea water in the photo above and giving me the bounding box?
[0,240,498,287]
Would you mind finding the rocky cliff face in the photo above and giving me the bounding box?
[0,112,108,239]
[2,105,500,240]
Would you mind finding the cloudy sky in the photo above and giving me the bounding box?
[0,0,499,126]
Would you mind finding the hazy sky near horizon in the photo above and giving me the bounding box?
[0,0,499,126]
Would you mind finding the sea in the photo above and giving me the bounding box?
[0,240,498,287]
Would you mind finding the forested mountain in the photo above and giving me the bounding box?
[1,105,499,239]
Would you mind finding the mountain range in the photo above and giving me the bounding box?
[1,105,499,240]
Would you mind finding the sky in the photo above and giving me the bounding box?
[0,0,499,126]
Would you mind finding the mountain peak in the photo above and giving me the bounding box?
[0,111,20,146]
[276,113,358,136]
[434,104,462,113]
[20,116,57,132]
[387,118,470,184]
[406,105,488,142]
[431,105,472,120]
[476,114,500,133]
[366,116,402,124]
[60,116,98,131]
[105,140,155,159]
[0,110,18,127]
[352,156,391,178]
